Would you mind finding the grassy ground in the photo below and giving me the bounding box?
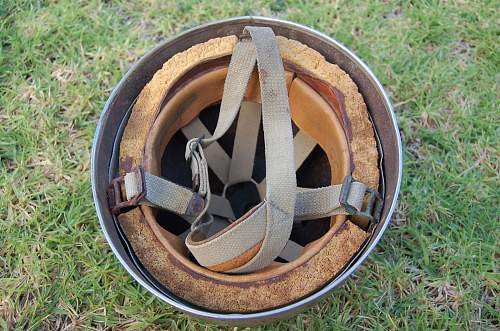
[0,0,498,330]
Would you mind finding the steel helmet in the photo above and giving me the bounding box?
[92,18,402,323]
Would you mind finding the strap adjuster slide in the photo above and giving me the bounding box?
[340,175,383,224]
[107,167,145,215]
[185,136,205,192]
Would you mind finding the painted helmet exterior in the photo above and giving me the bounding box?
[92,18,402,322]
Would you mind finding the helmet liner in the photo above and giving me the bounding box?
[112,34,379,312]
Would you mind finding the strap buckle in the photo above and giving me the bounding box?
[340,175,383,225]
[185,136,204,192]
[107,167,144,215]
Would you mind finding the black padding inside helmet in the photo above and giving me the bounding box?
[156,210,191,236]
[225,181,261,219]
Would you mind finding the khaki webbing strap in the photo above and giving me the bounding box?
[186,26,297,273]
[124,170,235,219]
[125,170,193,215]
[293,130,317,170]
[186,204,267,268]
[294,182,366,221]
[227,101,261,185]
[279,240,304,262]
[183,34,258,233]
[182,224,305,263]
[197,39,257,146]
[124,168,367,221]
[256,129,317,198]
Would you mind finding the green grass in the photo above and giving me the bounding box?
[0,0,498,329]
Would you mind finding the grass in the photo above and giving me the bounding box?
[0,0,498,329]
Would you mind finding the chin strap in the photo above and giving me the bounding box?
[183,26,297,273]
[116,168,380,223]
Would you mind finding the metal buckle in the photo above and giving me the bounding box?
[340,175,383,225]
[185,192,206,217]
[185,136,204,192]
[107,167,144,215]
[185,137,203,163]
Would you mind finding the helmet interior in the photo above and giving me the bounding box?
[141,57,354,280]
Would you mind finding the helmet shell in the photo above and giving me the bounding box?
[91,16,402,325]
